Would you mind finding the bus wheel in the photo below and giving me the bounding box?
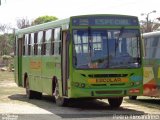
[129,96,137,100]
[25,77,35,99]
[54,82,67,106]
[34,91,42,99]
[108,97,123,108]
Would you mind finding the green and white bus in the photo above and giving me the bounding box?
[14,14,143,108]
[129,31,160,100]
[142,31,160,97]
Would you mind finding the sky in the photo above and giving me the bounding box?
[0,0,160,28]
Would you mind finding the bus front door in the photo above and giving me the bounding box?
[16,37,23,86]
[61,31,69,96]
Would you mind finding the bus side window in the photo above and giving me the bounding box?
[51,29,55,55]
[28,34,31,55]
[44,29,52,55]
[24,34,29,56]
[37,31,43,55]
[23,35,25,55]
[156,37,160,58]
[54,28,61,55]
[34,33,38,55]
[146,37,153,58]
[30,33,34,55]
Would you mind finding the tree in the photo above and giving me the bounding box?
[0,24,14,56]
[16,17,30,29]
[32,15,58,25]
[0,24,10,33]
[140,18,160,33]
[0,33,14,55]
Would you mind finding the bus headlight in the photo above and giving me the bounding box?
[81,83,85,88]
[75,82,80,87]
[74,82,85,88]
[130,81,140,86]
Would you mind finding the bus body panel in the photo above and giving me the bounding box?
[67,68,143,98]
[21,55,62,96]
[143,59,160,97]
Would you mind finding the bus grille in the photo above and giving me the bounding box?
[88,74,128,78]
[91,83,125,86]
[91,84,106,86]
[95,90,122,94]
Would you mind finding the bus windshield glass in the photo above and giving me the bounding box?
[73,29,141,69]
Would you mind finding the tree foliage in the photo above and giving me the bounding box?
[0,24,11,33]
[16,17,30,29]
[0,24,14,56]
[0,33,14,55]
[32,15,58,25]
[140,18,160,33]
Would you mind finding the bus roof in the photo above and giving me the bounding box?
[143,31,160,38]
[16,18,70,36]
[16,14,138,37]
[71,14,138,18]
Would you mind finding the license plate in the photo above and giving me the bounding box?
[88,78,128,84]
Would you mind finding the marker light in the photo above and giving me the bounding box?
[135,82,140,85]
[129,89,140,93]
[81,83,85,88]
[130,82,134,86]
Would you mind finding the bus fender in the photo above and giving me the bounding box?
[52,76,57,95]
[24,73,28,88]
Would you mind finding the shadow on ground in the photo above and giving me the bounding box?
[8,94,145,118]
[125,97,160,110]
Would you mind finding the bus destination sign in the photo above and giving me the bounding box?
[72,16,138,26]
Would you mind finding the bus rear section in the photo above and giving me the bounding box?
[63,15,143,107]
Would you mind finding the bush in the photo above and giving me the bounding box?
[2,55,13,66]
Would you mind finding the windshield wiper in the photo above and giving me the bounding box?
[115,27,124,55]
[88,26,92,63]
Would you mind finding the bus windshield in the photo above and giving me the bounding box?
[73,29,141,69]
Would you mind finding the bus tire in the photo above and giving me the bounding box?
[25,77,35,99]
[54,80,67,106]
[55,96,67,106]
[34,91,42,99]
[129,96,137,100]
[108,97,123,108]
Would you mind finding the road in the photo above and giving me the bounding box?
[0,72,160,120]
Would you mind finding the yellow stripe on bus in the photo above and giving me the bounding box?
[88,78,128,84]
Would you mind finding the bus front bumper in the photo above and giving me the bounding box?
[68,87,143,98]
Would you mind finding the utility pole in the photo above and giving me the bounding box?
[141,10,156,32]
